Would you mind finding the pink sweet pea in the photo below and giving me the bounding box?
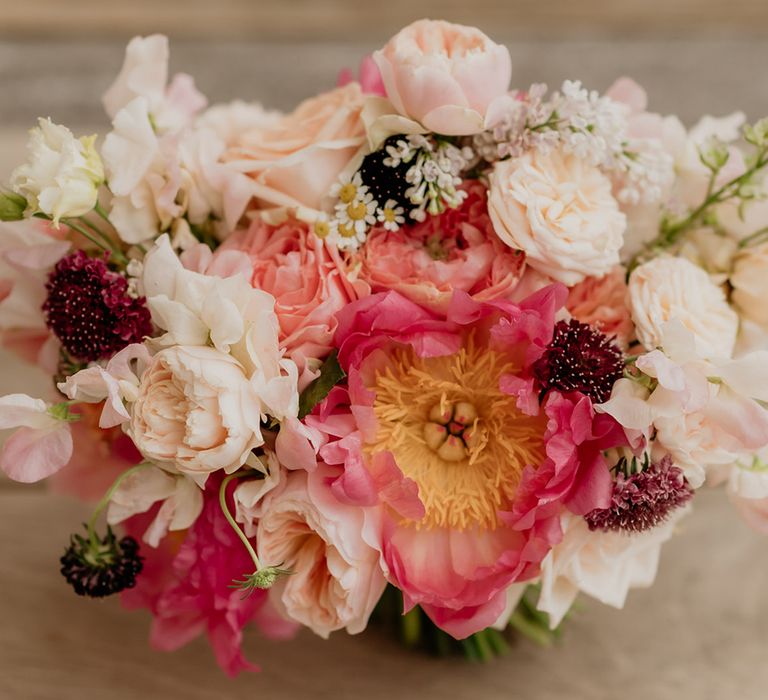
[337,54,386,96]
[0,394,73,482]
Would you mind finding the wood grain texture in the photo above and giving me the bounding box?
[0,488,765,699]
[2,0,768,39]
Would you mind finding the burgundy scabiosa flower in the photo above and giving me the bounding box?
[585,455,694,533]
[43,251,152,362]
[60,525,144,598]
[533,318,624,404]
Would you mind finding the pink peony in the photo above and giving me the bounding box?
[218,217,368,388]
[358,181,526,314]
[374,19,512,135]
[308,287,626,638]
[121,477,298,676]
[566,267,634,349]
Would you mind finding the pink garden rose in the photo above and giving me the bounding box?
[219,218,369,388]
[121,478,298,676]
[307,288,626,638]
[374,19,512,135]
[566,267,634,349]
[223,84,367,217]
[358,181,526,314]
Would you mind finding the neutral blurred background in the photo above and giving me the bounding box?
[0,2,767,699]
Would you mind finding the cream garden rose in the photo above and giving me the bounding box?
[11,118,103,225]
[488,148,626,284]
[257,465,386,639]
[628,256,738,359]
[128,345,263,483]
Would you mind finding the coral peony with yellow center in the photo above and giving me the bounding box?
[367,339,546,531]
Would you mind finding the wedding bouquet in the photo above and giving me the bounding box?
[2,18,768,675]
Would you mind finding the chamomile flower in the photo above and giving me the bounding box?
[330,171,367,204]
[377,200,405,231]
[335,191,377,236]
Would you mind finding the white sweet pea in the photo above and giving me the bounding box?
[107,464,203,547]
[0,394,74,482]
[58,344,152,428]
[537,511,686,627]
[10,119,104,224]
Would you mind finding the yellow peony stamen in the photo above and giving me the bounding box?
[366,335,546,532]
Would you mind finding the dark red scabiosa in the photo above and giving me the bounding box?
[585,455,694,533]
[60,525,144,598]
[533,318,624,404]
[43,251,152,362]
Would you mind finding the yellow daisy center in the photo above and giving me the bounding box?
[338,223,357,238]
[366,336,547,532]
[346,201,368,221]
[313,220,330,239]
[338,183,358,203]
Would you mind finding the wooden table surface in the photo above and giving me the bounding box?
[1,35,768,699]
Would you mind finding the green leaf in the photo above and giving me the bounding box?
[298,350,346,419]
[0,191,27,221]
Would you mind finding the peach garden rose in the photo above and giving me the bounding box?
[223,83,367,218]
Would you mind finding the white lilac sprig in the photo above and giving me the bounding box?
[473,80,673,205]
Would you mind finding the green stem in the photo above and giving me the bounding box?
[219,473,261,572]
[77,215,117,250]
[400,606,422,648]
[738,225,768,248]
[630,149,768,270]
[93,201,112,226]
[87,463,151,545]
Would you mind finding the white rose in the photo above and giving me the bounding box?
[537,511,685,627]
[488,148,626,284]
[128,345,263,484]
[731,242,768,327]
[257,466,386,639]
[10,118,103,224]
[628,256,738,359]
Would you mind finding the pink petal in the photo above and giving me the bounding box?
[1,425,73,482]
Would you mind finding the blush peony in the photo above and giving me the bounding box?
[358,181,526,314]
[488,148,626,285]
[374,19,512,135]
[308,287,626,638]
